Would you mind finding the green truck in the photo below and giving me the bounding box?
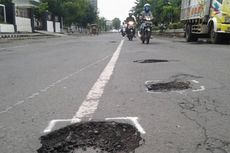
[181,0,230,43]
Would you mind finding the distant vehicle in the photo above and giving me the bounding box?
[121,26,126,37]
[181,0,230,43]
[90,24,98,35]
[140,15,153,44]
[110,29,119,33]
[126,21,135,41]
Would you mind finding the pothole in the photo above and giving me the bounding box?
[133,59,171,63]
[145,80,191,92]
[37,121,144,153]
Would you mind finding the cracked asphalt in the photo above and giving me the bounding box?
[0,34,230,153]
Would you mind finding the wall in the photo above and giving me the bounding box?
[16,16,32,32]
[47,21,54,32]
[55,22,61,33]
[0,24,15,32]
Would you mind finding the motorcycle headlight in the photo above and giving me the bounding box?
[128,21,134,25]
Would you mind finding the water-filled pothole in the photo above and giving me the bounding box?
[145,80,191,92]
[109,41,117,43]
[38,121,144,153]
[133,59,170,63]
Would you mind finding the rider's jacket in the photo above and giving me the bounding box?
[126,16,136,23]
[140,11,153,22]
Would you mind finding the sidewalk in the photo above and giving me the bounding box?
[0,31,66,41]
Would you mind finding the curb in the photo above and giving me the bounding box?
[0,33,59,41]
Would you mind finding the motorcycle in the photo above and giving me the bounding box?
[140,16,153,44]
[121,26,126,37]
[126,21,135,41]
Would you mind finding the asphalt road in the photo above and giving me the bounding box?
[0,33,230,153]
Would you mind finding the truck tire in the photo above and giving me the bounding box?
[185,24,198,42]
[210,25,221,44]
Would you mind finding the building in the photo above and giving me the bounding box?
[12,0,40,32]
[89,0,97,12]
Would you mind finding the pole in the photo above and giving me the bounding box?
[0,4,6,23]
[3,5,6,23]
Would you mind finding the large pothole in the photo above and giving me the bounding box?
[38,121,144,153]
[145,80,191,92]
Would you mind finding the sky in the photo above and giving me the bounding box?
[98,0,136,22]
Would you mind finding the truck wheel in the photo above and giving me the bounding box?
[210,25,221,44]
[185,24,198,42]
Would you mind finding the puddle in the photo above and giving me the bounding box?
[109,41,117,43]
[145,80,191,92]
[133,59,170,63]
[38,121,144,153]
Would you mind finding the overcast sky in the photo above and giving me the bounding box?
[98,0,136,22]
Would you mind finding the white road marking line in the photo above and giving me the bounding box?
[27,92,40,99]
[0,106,13,114]
[5,106,12,111]
[14,100,25,106]
[71,39,124,123]
[43,119,81,133]
[105,117,146,134]
[43,116,146,134]
[0,56,110,115]
[43,39,125,133]
[40,87,50,92]
[0,45,29,51]
[191,80,200,84]
[0,110,8,114]
[192,86,205,92]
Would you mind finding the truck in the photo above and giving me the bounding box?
[181,0,230,43]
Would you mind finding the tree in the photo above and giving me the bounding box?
[0,0,12,4]
[97,17,106,31]
[34,2,48,19]
[40,0,65,16]
[36,0,97,27]
[132,0,182,25]
[112,18,121,30]
[64,0,97,27]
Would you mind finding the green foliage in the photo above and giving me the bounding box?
[0,0,12,4]
[132,0,182,26]
[168,22,183,29]
[112,18,121,30]
[97,17,106,31]
[63,0,97,27]
[34,2,48,19]
[36,0,97,27]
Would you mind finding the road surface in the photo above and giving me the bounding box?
[0,34,230,153]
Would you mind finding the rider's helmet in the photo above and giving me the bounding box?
[144,3,151,13]
[128,11,133,17]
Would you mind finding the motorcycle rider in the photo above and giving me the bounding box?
[139,3,153,35]
[120,21,127,37]
[125,12,136,37]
